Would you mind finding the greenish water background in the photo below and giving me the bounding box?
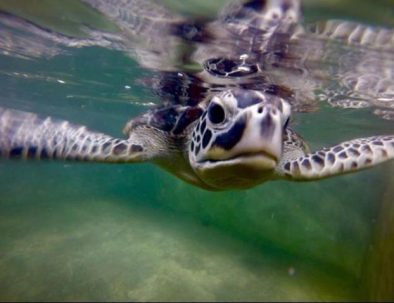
[0,0,393,301]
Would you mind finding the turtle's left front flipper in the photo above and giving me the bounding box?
[278,136,394,181]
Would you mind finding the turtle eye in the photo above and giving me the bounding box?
[207,102,225,124]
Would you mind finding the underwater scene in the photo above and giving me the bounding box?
[0,0,393,301]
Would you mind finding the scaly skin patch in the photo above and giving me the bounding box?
[0,107,147,163]
[278,136,394,180]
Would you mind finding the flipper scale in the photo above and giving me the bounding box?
[279,135,394,180]
[0,107,146,163]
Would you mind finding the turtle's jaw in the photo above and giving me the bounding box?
[200,151,278,169]
[193,150,278,190]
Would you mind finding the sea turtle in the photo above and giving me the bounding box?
[0,0,393,190]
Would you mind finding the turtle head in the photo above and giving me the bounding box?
[188,89,291,190]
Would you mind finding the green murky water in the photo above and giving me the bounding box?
[0,1,393,301]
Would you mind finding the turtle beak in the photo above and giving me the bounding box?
[234,103,283,164]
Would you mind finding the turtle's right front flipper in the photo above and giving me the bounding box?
[0,107,153,163]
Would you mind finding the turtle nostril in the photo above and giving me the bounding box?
[257,106,263,114]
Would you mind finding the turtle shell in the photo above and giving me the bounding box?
[123,102,204,137]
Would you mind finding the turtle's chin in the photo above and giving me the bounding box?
[194,152,278,190]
